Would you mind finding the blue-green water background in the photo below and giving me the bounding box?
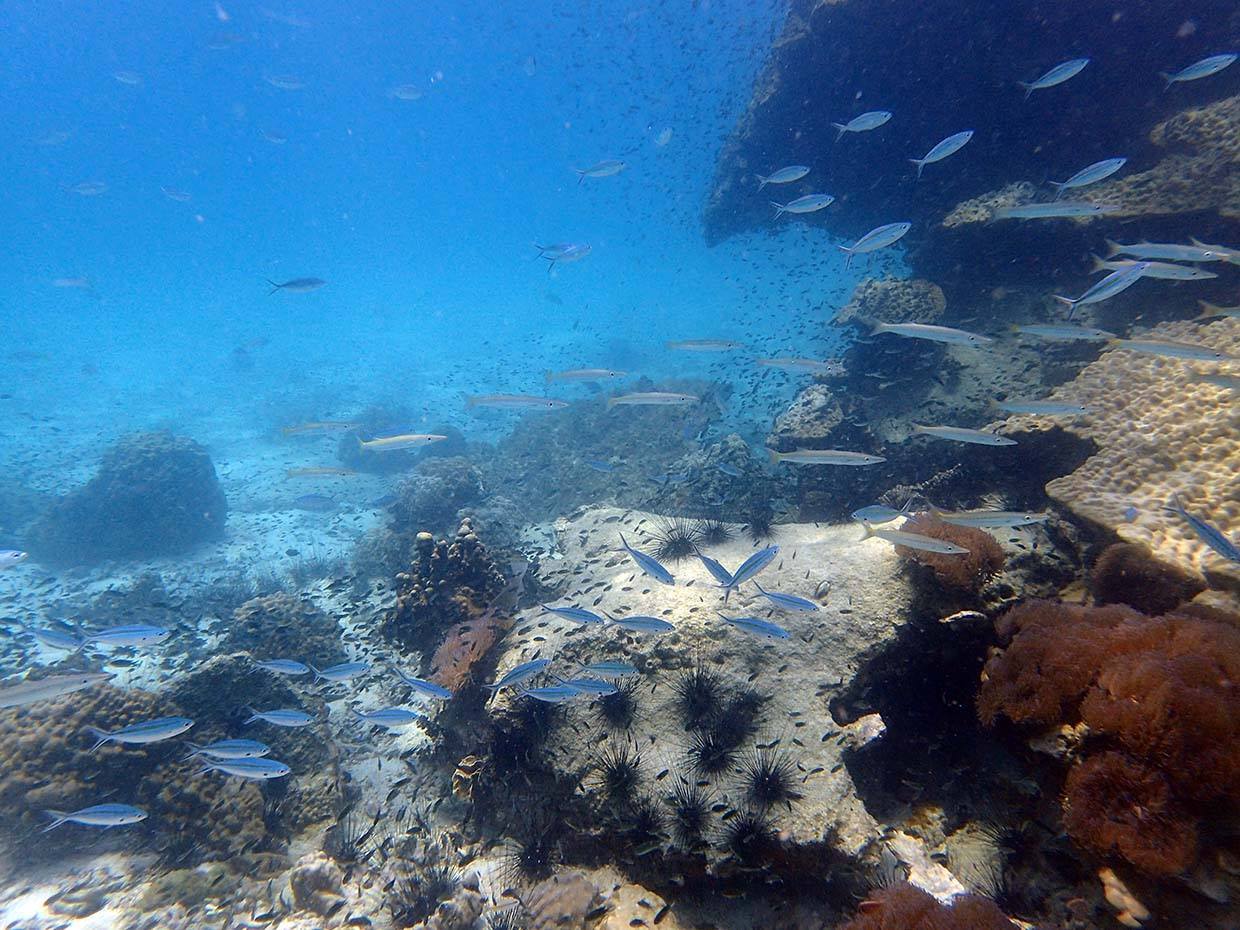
[2,0,888,478]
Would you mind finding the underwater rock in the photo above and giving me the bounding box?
[222,592,347,670]
[478,507,919,872]
[382,518,509,657]
[0,477,50,551]
[27,430,227,566]
[1002,317,1240,590]
[767,383,845,447]
[836,278,947,328]
[524,870,602,930]
[289,851,347,916]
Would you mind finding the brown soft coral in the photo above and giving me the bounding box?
[977,600,1142,728]
[839,881,1018,929]
[429,613,506,694]
[894,515,1005,592]
[1090,543,1204,615]
[1063,751,1198,877]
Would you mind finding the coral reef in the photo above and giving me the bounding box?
[381,519,510,655]
[1003,317,1240,588]
[220,592,347,669]
[27,430,227,565]
[894,515,1005,593]
[978,599,1240,875]
[940,182,1041,228]
[838,881,1018,930]
[390,457,486,538]
[767,383,845,447]
[1090,542,1205,614]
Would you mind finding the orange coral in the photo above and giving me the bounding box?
[839,881,1018,930]
[895,515,1005,592]
[1063,751,1198,877]
[428,604,509,694]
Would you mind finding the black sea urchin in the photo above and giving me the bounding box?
[686,726,740,777]
[737,748,802,809]
[500,820,559,888]
[743,503,775,542]
[645,516,704,564]
[595,743,644,802]
[387,857,461,927]
[596,677,639,730]
[625,794,666,847]
[697,517,734,546]
[721,686,768,743]
[720,809,778,867]
[673,662,727,731]
[665,779,713,848]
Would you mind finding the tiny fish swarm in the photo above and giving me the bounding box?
[894,515,1005,591]
[838,881,1018,930]
[978,599,1240,875]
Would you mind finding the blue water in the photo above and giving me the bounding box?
[1,0,888,475]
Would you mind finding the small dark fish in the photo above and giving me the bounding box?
[266,277,326,295]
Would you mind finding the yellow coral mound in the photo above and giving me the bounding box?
[1005,317,1239,587]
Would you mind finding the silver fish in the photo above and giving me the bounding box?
[200,757,291,779]
[1195,301,1240,320]
[467,394,569,410]
[994,202,1119,219]
[722,545,779,603]
[861,523,968,555]
[1015,323,1116,341]
[353,707,422,729]
[607,392,699,408]
[608,615,676,634]
[84,624,170,647]
[244,707,313,727]
[1160,53,1236,89]
[756,165,809,189]
[755,357,844,376]
[266,277,325,295]
[1166,494,1239,563]
[1105,240,1225,263]
[521,684,581,703]
[753,582,820,612]
[1049,158,1126,198]
[996,400,1091,415]
[1089,256,1217,281]
[541,604,607,624]
[695,550,734,586]
[254,659,311,676]
[1109,339,1236,362]
[86,716,194,751]
[560,677,619,696]
[0,671,114,709]
[575,160,626,183]
[768,448,885,466]
[850,504,908,524]
[1194,373,1240,392]
[1054,262,1150,313]
[928,507,1049,528]
[830,110,892,140]
[42,803,147,832]
[619,533,675,585]
[873,322,991,346]
[580,661,639,678]
[0,550,29,570]
[838,222,911,268]
[1019,57,1090,99]
[717,612,789,640]
[486,658,552,691]
[535,242,592,271]
[395,669,453,700]
[311,661,370,683]
[771,194,834,218]
[912,424,1016,446]
[909,130,972,179]
[186,738,271,760]
[20,623,83,651]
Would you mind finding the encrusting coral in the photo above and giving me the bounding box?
[1002,316,1240,588]
[836,277,948,328]
[978,599,1240,875]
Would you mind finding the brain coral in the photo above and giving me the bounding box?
[1003,317,1239,588]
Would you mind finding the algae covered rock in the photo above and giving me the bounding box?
[221,592,346,669]
[767,383,845,448]
[837,278,947,329]
[27,430,226,566]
